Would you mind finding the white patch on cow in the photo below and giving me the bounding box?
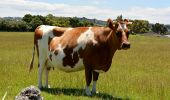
[119,24,127,30]
[39,25,56,36]
[118,24,128,39]
[73,27,97,52]
[122,24,127,29]
[94,69,105,73]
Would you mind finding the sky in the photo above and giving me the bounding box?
[0,0,170,24]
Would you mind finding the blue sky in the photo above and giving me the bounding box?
[0,0,170,24]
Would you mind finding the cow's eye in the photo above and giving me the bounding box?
[116,31,122,37]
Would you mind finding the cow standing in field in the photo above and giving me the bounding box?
[29,18,132,96]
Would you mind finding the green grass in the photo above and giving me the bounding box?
[0,32,170,100]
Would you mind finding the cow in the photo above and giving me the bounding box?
[29,18,132,96]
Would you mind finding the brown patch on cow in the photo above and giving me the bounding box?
[49,38,59,52]
[53,27,68,37]
[35,26,43,40]
[48,37,53,45]
[91,27,112,43]
[73,52,79,64]
[78,47,84,58]
[62,47,80,68]
[48,37,53,51]
[62,47,75,68]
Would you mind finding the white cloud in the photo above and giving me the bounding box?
[0,0,170,24]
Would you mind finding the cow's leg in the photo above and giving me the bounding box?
[38,57,46,89]
[92,71,99,94]
[45,67,50,88]
[85,66,92,96]
[38,64,43,89]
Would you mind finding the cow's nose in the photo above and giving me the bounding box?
[122,42,130,49]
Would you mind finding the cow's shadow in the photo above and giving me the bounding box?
[41,87,128,100]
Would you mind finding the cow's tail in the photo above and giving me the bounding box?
[29,44,35,72]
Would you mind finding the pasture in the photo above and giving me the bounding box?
[0,32,170,100]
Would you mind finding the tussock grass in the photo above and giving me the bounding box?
[0,32,170,100]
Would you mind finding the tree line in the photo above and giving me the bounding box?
[0,14,169,34]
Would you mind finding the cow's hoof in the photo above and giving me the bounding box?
[85,90,92,96]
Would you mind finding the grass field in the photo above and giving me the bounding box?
[0,32,170,100]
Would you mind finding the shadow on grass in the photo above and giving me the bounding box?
[41,87,129,100]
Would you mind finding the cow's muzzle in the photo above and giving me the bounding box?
[121,42,130,50]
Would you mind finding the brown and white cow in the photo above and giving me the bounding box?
[29,18,132,96]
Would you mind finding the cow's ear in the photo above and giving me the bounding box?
[107,18,114,30]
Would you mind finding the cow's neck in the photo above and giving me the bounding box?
[107,29,119,60]
[107,29,119,53]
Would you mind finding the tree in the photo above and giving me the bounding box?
[0,19,8,31]
[22,14,33,23]
[131,20,149,33]
[36,15,47,25]
[53,17,70,27]
[69,17,82,27]
[152,23,168,34]
[29,17,43,31]
[45,14,55,25]
[17,20,30,31]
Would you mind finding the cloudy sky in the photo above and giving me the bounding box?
[0,0,170,24]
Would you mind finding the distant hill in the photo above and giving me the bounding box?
[78,17,106,26]
[2,17,22,21]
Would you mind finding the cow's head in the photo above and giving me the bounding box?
[107,18,132,50]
